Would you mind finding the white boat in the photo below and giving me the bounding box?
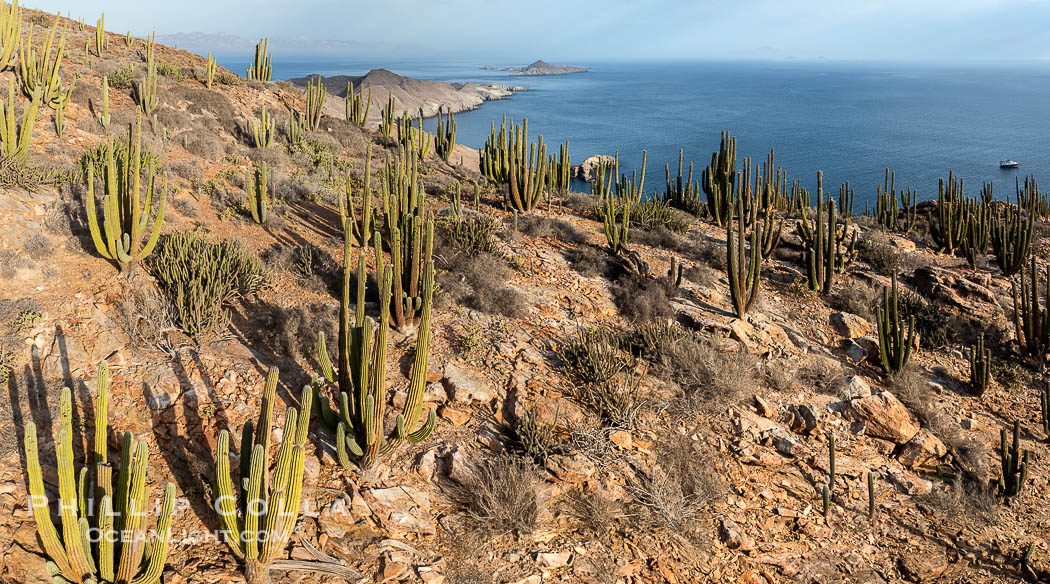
[1000,159,1020,168]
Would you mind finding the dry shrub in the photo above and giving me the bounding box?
[858,230,903,276]
[436,252,528,318]
[683,263,718,288]
[181,128,225,159]
[171,197,198,218]
[251,301,339,363]
[561,193,594,215]
[622,319,687,359]
[567,490,623,535]
[23,234,52,260]
[830,279,880,320]
[166,159,203,184]
[629,439,725,532]
[565,245,612,278]
[0,249,30,277]
[656,334,755,414]
[918,477,998,524]
[155,106,193,132]
[611,272,673,323]
[113,285,172,348]
[575,374,643,429]
[450,455,539,537]
[518,214,588,244]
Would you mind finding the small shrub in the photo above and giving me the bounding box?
[630,200,692,233]
[829,279,879,320]
[155,61,185,81]
[575,374,643,429]
[0,345,13,384]
[897,291,972,349]
[562,193,594,215]
[858,231,902,276]
[14,310,42,331]
[23,234,52,261]
[504,408,565,464]
[450,455,539,537]
[518,215,588,244]
[435,252,529,319]
[565,245,612,278]
[113,285,172,348]
[567,490,622,535]
[683,263,718,289]
[448,214,500,255]
[0,250,29,277]
[215,71,242,86]
[623,320,687,359]
[628,440,724,532]
[148,230,267,342]
[611,272,673,323]
[558,327,632,384]
[657,334,755,414]
[107,64,137,90]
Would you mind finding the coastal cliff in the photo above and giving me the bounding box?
[289,69,523,124]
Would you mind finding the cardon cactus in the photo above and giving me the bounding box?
[251,105,274,148]
[434,108,456,163]
[0,0,21,71]
[1011,257,1050,362]
[702,130,736,226]
[245,38,271,81]
[380,93,395,138]
[340,147,372,246]
[381,148,435,330]
[345,80,371,127]
[215,366,313,584]
[1,76,40,162]
[245,161,270,224]
[998,420,1028,500]
[205,52,216,89]
[85,113,167,272]
[24,361,176,584]
[304,75,325,130]
[726,184,762,318]
[18,16,73,109]
[990,200,1033,277]
[796,171,856,294]
[314,220,437,470]
[876,272,916,374]
[969,333,991,396]
[929,171,967,255]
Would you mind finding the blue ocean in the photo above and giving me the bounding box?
[228,56,1050,208]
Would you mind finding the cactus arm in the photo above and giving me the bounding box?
[215,430,244,559]
[57,389,93,580]
[138,176,167,260]
[243,444,266,560]
[115,440,150,583]
[24,422,74,578]
[98,494,115,581]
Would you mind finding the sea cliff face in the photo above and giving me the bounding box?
[289,69,524,123]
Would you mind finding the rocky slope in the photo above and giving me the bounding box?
[0,7,1049,584]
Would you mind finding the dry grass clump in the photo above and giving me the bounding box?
[566,490,623,535]
[655,334,755,414]
[450,455,540,538]
[611,271,674,323]
[830,279,880,320]
[113,285,173,349]
[436,252,529,319]
[517,214,588,244]
[561,193,595,215]
[574,374,644,429]
[628,440,725,532]
[22,234,52,261]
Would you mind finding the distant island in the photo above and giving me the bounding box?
[499,59,588,76]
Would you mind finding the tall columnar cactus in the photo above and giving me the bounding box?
[245,161,269,224]
[507,119,550,212]
[797,171,856,294]
[246,38,271,81]
[591,153,617,200]
[0,0,21,71]
[124,30,133,47]
[726,187,762,318]
[304,75,325,130]
[340,148,372,246]
[970,333,991,396]
[215,367,313,584]
[547,139,571,195]
[827,433,836,493]
[98,75,110,129]
[137,57,158,115]
[85,114,168,272]
[876,272,916,375]
[1042,382,1050,438]
[314,222,437,470]
[998,420,1028,500]
[479,115,510,184]
[665,149,702,215]
[18,16,73,109]
[143,31,155,64]
[837,181,855,219]
[990,201,1033,277]
[0,77,40,162]
[250,105,274,148]
[395,110,429,160]
[205,52,217,88]
[961,199,990,269]
[344,81,370,127]
[1011,257,1050,362]
[434,108,456,163]
[876,169,900,230]
[602,187,631,256]
[93,14,104,56]
[379,92,395,138]
[382,149,435,329]
[287,110,304,146]
[24,361,177,584]
[929,171,967,255]
[702,130,736,226]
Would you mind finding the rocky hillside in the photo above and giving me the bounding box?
[1,6,1049,584]
[505,60,587,76]
[288,69,522,122]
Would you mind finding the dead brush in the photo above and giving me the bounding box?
[450,455,540,538]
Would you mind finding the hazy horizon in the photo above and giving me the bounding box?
[23,0,1050,65]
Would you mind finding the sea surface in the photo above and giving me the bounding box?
[230,56,1050,208]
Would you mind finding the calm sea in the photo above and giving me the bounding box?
[230,57,1050,208]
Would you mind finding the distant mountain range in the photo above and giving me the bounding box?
[156,32,404,58]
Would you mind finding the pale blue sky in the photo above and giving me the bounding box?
[24,0,1050,62]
